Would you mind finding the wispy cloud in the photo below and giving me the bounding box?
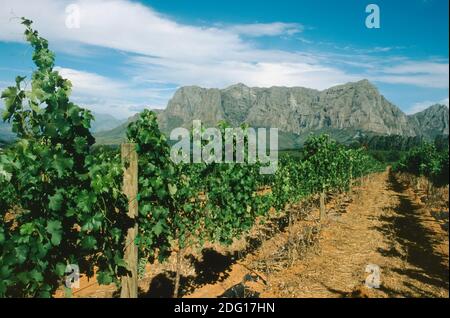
[226,22,303,37]
[55,67,125,98]
[376,61,449,88]
[374,61,449,88]
[55,67,171,117]
[0,0,448,118]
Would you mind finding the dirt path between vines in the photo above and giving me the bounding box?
[187,169,449,298]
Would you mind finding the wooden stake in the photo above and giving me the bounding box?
[320,190,326,220]
[349,164,353,196]
[120,143,138,298]
[173,246,183,298]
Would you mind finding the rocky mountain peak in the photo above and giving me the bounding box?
[157,80,419,138]
[2,81,441,147]
[408,103,449,138]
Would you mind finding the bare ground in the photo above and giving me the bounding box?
[58,168,449,298]
[187,169,449,298]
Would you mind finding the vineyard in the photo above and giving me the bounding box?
[0,20,448,299]
[394,142,449,187]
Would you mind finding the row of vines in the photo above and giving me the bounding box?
[0,20,383,297]
[393,142,449,187]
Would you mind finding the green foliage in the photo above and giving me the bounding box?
[129,114,382,268]
[0,19,128,297]
[368,150,404,164]
[203,123,269,245]
[0,19,385,298]
[270,134,383,210]
[394,142,449,186]
[352,134,425,151]
[126,110,177,262]
[128,114,270,261]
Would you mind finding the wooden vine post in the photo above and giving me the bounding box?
[120,143,139,298]
[349,159,353,196]
[319,190,326,220]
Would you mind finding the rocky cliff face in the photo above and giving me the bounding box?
[408,104,449,139]
[158,80,417,138]
[2,82,447,147]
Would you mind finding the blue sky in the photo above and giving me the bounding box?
[0,0,448,118]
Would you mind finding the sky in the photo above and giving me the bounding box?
[0,0,448,118]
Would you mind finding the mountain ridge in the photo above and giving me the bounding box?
[407,103,449,139]
[99,80,449,147]
[156,80,447,142]
[1,80,448,148]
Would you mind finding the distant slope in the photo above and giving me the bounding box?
[94,121,130,145]
[407,104,449,140]
[93,110,163,145]
[91,112,126,133]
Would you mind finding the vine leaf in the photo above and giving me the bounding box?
[168,183,177,196]
[46,220,62,246]
[81,236,97,250]
[48,192,63,211]
[97,271,113,285]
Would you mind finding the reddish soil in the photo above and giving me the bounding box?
[57,168,449,298]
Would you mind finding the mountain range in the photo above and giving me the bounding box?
[97,79,449,148]
[1,80,448,149]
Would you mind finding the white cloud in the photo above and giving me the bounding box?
[374,62,449,89]
[0,0,363,110]
[0,0,245,62]
[129,55,360,90]
[54,67,170,117]
[382,62,448,75]
[55,67,124,97]
[374,74,449,89]
[0,0,448,117]
[407,97,449,115]
[227,22,303,37]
